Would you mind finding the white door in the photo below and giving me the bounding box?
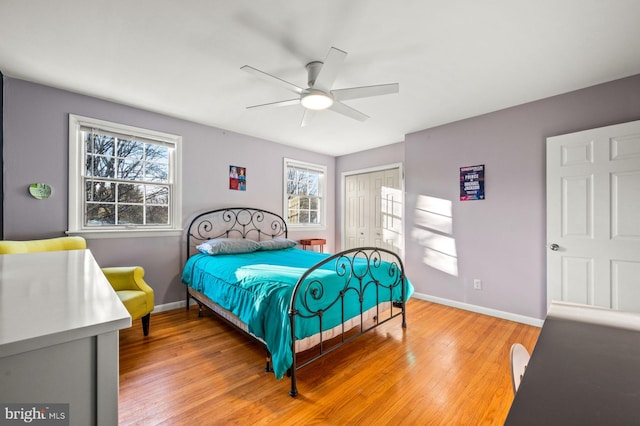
[547,120,640,311]
[345,174,368,249]
[344,167,402,254]
[372,170,402,252]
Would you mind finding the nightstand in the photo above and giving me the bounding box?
[299,238,326,253]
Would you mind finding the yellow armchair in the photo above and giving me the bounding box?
[0,236,154,336]
[101,267,154,336]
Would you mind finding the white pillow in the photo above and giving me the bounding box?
[196,238,260,255]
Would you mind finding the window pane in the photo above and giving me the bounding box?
[117,139,144,159]
[298,178,308,195]
[86,180,115,202]
[94,134,115,156]
[146,144,169,163]
[146,206,169,224]
[286,168,321,198]
[309,211,318,224]
[118,204,143,224]
[299,197,310,209]
[85,154,93,176]
[145,162,168,182]
[307,174,319,196]
[310,197,318,209]
[288,196,298,208]
[117,183,144,203]
[287,180,296,195]
[145,185,169,204]
[86,204,115,225]
[84,132,93,154]
[93,156,115,178]
[287,169,300,195]
[117,158,144,180]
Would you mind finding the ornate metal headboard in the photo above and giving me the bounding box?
[186,207,288,257]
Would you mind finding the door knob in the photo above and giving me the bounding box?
[549,243,560,251]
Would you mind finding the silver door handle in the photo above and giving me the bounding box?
[549,243,560,251]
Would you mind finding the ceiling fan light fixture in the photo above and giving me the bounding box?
[242,47,399,126]
[301,90,334,110]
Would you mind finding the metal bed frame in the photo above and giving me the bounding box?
[184,207,408,396]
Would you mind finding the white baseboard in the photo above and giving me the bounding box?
[152,294,544,327]
[412,292,544,327]
[151,299,196,314]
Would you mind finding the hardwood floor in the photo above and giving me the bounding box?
[119,299,540,425]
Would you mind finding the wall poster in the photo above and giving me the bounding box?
[229,165,246,191]
[460,164,485,201]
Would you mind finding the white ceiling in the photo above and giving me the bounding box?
[2,1,640,156]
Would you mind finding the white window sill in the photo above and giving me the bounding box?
[66,228,183,239]
[287,224,327,231]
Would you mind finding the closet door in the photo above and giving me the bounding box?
[344,168,401,254]
[374,169,402,253]
[345,173,369,249]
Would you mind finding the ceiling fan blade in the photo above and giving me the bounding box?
[329,101,369,122]
[331,83,399,102]
[300,109,317,127]
[241,65,305,95]
[246,99,300,109]
[311,47,347,92]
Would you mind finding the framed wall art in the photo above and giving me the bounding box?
[229,165,246,191]
[460,164,484,201]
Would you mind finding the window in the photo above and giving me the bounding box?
[68,115,182,237]
[284,158,326,229]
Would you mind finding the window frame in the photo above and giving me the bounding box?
[283,157,327,230]
[68,114,182,238]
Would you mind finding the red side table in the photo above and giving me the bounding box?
[299,238,326,253]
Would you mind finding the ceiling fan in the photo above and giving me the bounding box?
[241,47,399,127]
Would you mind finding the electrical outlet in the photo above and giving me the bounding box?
[473,279,482,290]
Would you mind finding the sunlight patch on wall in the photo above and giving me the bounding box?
[412,195,458,276]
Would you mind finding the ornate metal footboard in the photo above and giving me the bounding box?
[288,247,407,396]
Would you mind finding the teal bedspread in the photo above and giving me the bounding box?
[181,247,412,378]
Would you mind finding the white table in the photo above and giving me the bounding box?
[0,250,131,426]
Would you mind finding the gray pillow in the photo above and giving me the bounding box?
[257,238,297,251]
[196,238,260,255]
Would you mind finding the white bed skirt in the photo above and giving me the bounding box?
[188,287,390,353]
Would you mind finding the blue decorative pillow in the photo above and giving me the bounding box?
[196,238,260,255]
[257,238,297,251]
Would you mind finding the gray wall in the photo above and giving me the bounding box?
[403,74,640,320]
[5,74,640,319]
[3,77,335,305]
